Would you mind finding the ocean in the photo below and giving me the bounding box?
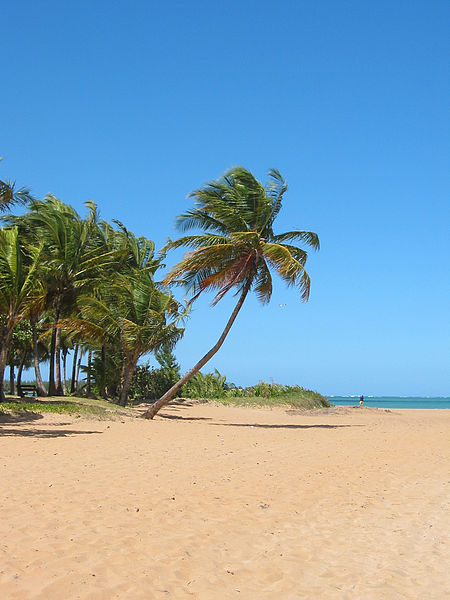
[328,396,450,409]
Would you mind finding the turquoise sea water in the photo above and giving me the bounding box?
[329,396,450,409]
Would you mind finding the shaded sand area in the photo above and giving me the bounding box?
[1,404,449,599]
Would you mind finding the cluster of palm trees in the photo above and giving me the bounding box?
[1,165,319,418]
[0,187,184,404]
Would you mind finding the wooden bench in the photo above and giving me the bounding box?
[18,384,38,398]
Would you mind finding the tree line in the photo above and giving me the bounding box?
[0,165,319,418]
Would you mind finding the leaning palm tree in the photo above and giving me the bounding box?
[143,167,320,419]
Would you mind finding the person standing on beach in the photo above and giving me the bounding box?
[360,395,364,406]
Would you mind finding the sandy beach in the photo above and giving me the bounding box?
[1,403,449,599]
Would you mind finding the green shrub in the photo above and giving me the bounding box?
[128,361,329,410]
[129,364,180,402]
[222,381,329,408]
[181,369,227,399]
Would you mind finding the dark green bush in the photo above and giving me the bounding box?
[129,364,180,402]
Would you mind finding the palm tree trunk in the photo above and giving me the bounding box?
[17,354,26,391]
[61,347,67,395]
[86,349,92,396]
[48,327,57,395]
[100,345,108,400]
[74,347,83,393]
[0,325,14,402]
[31,314,47,397]
[119,357,137,407]
[55,325,63,396]
[70,344,79,394]
[142,279,251,419]
[48,301,61,396]
[9,363,15,397]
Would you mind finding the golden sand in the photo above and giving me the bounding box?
[1,404,449,599]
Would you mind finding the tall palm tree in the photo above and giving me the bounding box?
[142,167,319,419]
[0,227,43,401]
[7,197,117,395]
[79,220,166,400]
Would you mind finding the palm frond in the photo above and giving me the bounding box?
[175,210,230,234]
[163,244,238,286]
[163,234,231,252]
[262,242,311,301]
[277,243,308,265]
[57,318,106,345]
[272,230,320,250]
[252,260,273,304]
[196,253,256,305]
[0,180,35,212]
[260,168,288,232]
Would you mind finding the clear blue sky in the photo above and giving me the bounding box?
[2,0,449,396]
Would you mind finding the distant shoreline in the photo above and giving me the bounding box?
[329,396,450,409]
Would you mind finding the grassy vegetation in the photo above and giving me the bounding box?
[0,396,127,419]
[182,380,330,410]
[212,394,330,410]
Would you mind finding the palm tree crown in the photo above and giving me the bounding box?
[164,167,319,304]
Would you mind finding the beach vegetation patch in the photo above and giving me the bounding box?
[0,397,119,418]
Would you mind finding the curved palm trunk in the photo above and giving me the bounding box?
[142,280,251,419]
[31,315,47,397]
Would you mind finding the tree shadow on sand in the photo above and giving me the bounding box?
[167,399,197,407]
[156,413,212,422]
[213,422,363,430]
[153,410,362,429]
[0,425,103,438]
[0,410,44,424]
